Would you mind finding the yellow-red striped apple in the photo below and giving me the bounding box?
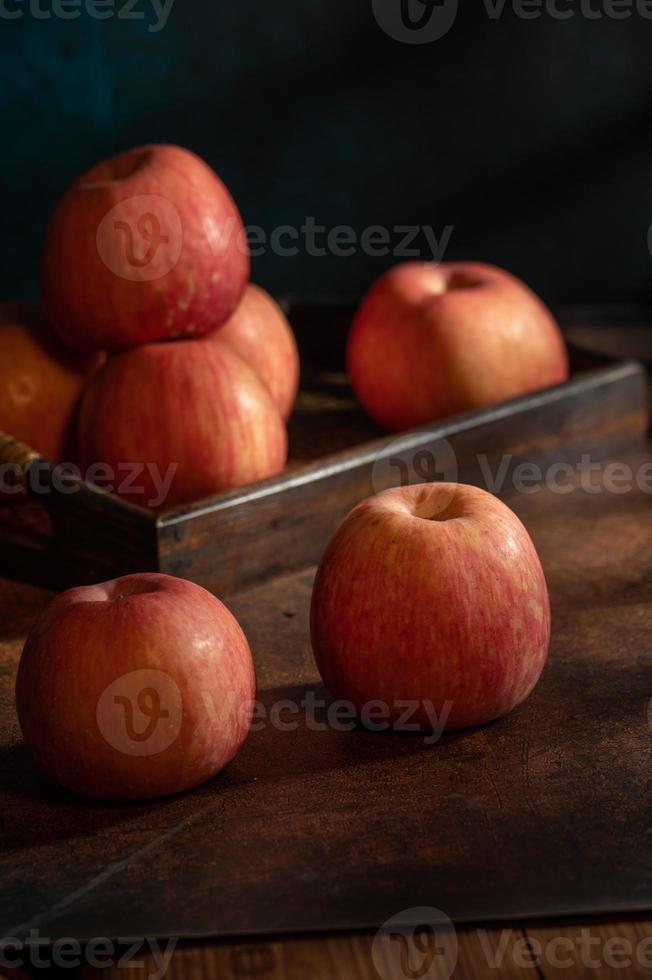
[208,285,299,421]
[311,482,550,732]
[78,339,287,509]
[347,262,569,431]
[41,144,249,351]
[0,302,102,462]
[15,573,256,800]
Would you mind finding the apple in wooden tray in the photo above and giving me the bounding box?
[0,302,102,463]
[78,338,288,510]
[15,573,256,800]
[41,144,249,351]
[208,284,300,421]
[347,261,569,431]
[310,482,551,732]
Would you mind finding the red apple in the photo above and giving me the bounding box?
[347,261,569,431]
[78,339,287,509]
[207,284,299,421]
[311,482,550,731]
[0,302,102,462]
[15,573,255,799]
[41,144,249,352]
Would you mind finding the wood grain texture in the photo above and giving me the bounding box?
[1,441,651,945]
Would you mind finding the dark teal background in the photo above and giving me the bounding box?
[1,0,651,304]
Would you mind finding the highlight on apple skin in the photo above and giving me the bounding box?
[0,302,103,463]
[310,482,551,732]
[78,338,288,510]
[41,144,249,352]
[347,261,569,431]
[207,284,300,421]
[15,573,256,800]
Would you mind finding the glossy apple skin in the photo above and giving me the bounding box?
[0,302,102,462]
[311,483,550,731]
[78,339,287,509]
[15,574,255,800]
[208,285,299,421]
[347,262,569,431]
[41,144,249,351]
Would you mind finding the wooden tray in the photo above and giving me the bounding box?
[0,306,648,597]
[1,436,651,941]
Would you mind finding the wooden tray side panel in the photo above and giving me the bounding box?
[0,475,159,592]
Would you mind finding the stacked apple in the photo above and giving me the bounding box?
[1,144,299,508]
